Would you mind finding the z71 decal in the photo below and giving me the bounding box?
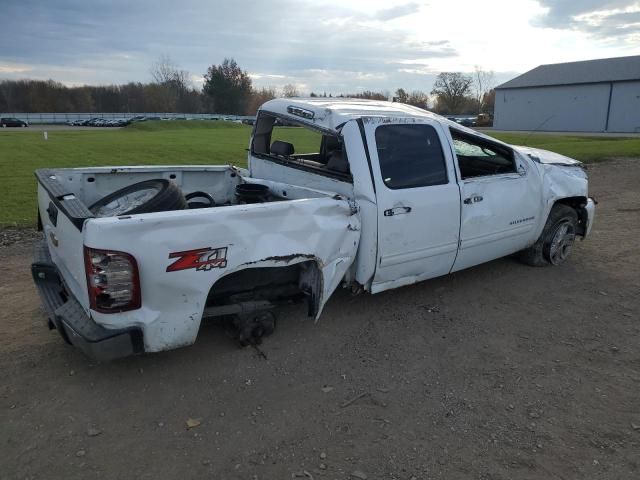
[166,247,228,272]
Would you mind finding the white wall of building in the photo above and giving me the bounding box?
[494,84,611,132]
[608,81,640,133]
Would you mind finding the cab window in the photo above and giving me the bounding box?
[375,124,448,189]
[450,129,516,179]
[251,112,350,179]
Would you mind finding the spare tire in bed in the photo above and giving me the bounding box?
[89,179,187,217]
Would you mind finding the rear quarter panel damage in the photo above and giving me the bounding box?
[84,197,360,352]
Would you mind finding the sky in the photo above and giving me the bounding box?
[0,0,639,95]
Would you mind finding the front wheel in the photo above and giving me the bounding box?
[519,204,578,267]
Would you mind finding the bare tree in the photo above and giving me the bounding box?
[281,84,300,98]
[150,54,190,91]
[406,90,430,109]
[346,90,387,100]
[430,72,473,114]
[482,89,496,115]
[0,78,207,113]
[473,66,495,114]
[246,86,278,115]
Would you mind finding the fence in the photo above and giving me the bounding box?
[0,112,255,124]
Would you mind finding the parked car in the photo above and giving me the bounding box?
[32,98,595,360]
[1,117,28,127]
[88,118,110,127]
[476,113,493,127]
[458,117,477,127]
[446,117,477,127]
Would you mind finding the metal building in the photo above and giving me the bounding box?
[494,55,640,133]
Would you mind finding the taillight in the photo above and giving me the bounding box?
[84,247,141,313]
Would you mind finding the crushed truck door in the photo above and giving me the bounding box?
[362,119,462,293]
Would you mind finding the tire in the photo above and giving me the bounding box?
[519,204,578,267]
[89,179,187,217]
[185,191,215,209]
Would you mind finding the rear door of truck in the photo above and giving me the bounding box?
[361,119,462,293]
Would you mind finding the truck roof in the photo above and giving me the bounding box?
[260,97,444,131]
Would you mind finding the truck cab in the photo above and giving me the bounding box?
[253,98,594,292]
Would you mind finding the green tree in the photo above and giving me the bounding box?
[394,88,409,103]
[202,58,253,114]
[430,72,473,114]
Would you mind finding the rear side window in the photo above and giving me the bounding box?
[375,124,448,189]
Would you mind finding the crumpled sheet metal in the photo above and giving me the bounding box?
[515,146,585,167]
[85,195,360,351]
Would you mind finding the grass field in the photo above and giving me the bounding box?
[1,121,639,226]
[485,132,640,162]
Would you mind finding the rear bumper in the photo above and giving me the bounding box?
[31,239,143,361]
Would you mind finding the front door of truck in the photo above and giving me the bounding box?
[447,128,541,272]
[363,120,462,293]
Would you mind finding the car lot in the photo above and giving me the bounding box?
[4,124,122,132]
[1,158,639,479]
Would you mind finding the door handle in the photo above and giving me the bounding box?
[463,195,483,205]
[384,206,412,216]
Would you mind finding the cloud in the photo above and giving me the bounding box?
[373,2,422,21]
[0,0,459,93]
[0,63,33,74]
[533,0,640,41]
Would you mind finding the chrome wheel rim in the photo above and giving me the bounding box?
[93,187,159,217]
[549,221,575,265]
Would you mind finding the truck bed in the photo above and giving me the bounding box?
[35,165,361,354]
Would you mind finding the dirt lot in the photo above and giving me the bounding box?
[2,159,639,480]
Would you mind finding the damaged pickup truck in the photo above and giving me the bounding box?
[32,98,595,360]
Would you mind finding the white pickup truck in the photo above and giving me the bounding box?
[32,98,595,360]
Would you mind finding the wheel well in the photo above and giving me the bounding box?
[203,260,322,319]
[554,196,588,236]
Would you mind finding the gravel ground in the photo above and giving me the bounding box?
[1,159,639,480]
[0,227,42,247]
